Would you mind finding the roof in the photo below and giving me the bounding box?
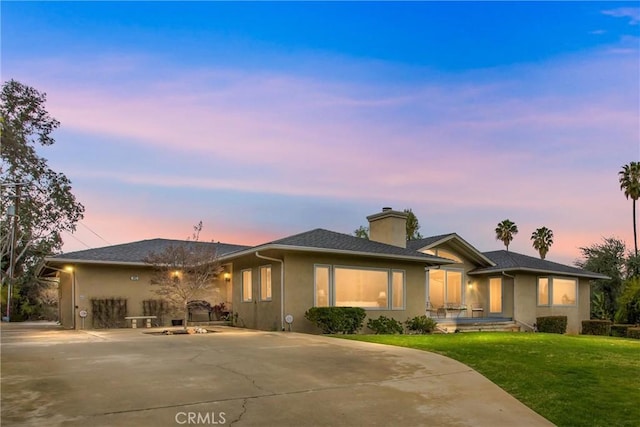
[46,239,250,266]
[407,233,495,267]
[469,250,609,279]
[219,228,452,264]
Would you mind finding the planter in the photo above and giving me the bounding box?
[171,319,184,326]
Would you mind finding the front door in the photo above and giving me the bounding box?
[489,277,503,315]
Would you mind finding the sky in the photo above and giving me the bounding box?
[1,1,639,265]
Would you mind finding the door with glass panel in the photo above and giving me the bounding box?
[489,277,503,315]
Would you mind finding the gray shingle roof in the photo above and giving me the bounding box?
[406,234,457,251]
[470,250,608,279]
[242,228,451,263]
[48,239,250,265]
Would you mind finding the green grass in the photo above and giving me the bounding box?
[338,333,640,427]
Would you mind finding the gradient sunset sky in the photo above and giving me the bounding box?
[2,1,639,265]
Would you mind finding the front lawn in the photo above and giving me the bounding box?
[339,333,639,427]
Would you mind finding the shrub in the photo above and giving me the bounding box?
[627,327,640,340]
[405,315,437,334]
[304,307,366,334]
[536,316,567,334]
[581,319,612,336]
[610,324,633,338]
[615,277,640,325]
[367,316,403,334]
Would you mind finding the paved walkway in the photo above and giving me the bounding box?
[1,322,553,426]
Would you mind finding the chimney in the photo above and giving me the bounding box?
[367,207,408,248]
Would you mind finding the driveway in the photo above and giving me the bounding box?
[1,323,552,426]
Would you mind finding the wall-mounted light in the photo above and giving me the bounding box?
[224,272,231,282]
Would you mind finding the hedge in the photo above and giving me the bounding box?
[536,316,567,334]
[627,327,640,340]
[405,315,438,334]
[581,319,612,336]
[304,307,366,334]
[610,324,633,338]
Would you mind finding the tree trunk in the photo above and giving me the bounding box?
[634,199,638,257]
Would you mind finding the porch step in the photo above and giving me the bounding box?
[187,321,231,327]
[435,321,521,334]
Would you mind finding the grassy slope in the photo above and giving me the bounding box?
[339,333,640,427]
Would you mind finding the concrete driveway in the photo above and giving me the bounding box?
[1,322,552,426]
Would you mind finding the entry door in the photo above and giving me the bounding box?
[489,278,503,314]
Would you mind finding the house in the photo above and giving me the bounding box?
[42,208,607,333]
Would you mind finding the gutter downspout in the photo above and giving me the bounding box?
[255,252,285,331]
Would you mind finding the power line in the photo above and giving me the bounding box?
[79,221,112,246]
[63,230,92,250]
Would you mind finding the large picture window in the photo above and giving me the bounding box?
[314,265,404,310]
[538,277,577,306]
[242,269,252,302]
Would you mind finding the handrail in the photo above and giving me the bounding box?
[515,319,536,332]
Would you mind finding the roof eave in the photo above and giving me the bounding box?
[219,243,452,264]
[418,234,496,267]
[468,266,610,280]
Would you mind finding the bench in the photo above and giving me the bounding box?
[125,316,157,328]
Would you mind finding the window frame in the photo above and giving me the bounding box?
[314,264,405,310]
[537,276,577,307]
[241,269,253,302]
[259,265,272,302]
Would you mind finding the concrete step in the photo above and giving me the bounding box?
[436,321,521,333]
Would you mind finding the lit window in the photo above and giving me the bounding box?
[538,278,549,305]
[260,266,272,301]
[335,267,388,308]
[538,277,576,306]
[242,269,252,302]
[489,277,502,313]
[315,265,330,307]
[552,278,577,306]
[392,270,405,309]
[428,269,463,307]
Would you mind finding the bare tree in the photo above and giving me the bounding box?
[144,222,223,328]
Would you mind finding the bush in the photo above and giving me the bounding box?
[405,315,438,334]
[615,277,640,325]
[610,324,633,337]
[627,327,640,339]
[304,307,366,334]
[367,316,403,334]
[536,316,567,334]
[581,319,612,336]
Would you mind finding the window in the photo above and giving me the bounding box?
[314,265,404,309]
[242,269,252,302]
[260,266,272,301]
[538,277,577,306]
[392,270,405,309]
[420,248,463,263]
[428,269,463,307]
[315,265,330,307]
[552,278,577,306]
[335,267,388,308]
[538,278,549,305]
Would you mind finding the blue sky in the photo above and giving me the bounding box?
[2,1,639,264]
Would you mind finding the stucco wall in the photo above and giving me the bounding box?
[513,274,590,334]
[58,264,229,329]
[230,251,429,333]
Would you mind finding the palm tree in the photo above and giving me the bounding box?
[619,162,640,257]
[495,219,518,251]
[531,227,554,259]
